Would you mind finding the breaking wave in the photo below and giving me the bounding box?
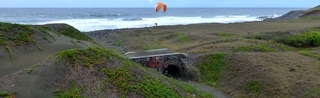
[37,15,260,32]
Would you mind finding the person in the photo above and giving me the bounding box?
[155,23,158,26]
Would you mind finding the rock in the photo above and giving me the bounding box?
[289,67,296,72]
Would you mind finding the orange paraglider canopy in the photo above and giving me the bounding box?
[156,2,167,12]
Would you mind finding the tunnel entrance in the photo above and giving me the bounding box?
[163,65,180,78]
[125,48,195,80]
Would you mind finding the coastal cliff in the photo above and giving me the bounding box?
[263,5,320,21]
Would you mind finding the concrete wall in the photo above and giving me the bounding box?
[129,54,189,78]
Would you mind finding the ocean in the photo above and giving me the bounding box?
[0,8,307,32]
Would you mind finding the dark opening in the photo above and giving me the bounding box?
[163,65,180,78]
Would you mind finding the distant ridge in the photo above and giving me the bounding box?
[306,5,320,12]
[300,5,320,18]
[263,10,306,21]
[263,5,320,21]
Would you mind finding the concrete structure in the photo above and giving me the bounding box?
[124,48,191,78]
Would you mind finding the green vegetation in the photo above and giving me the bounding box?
[0,23,35,47]
[168,79,214,98]
[53,80,86,98]
[142,45,159,50]
[233,46,255,52]
[55,46,115,67]
[278,31,320,47]
[0,22,34,33]
[299,47,318,51]
[0,91,17,98]
[217,32,234,37]
[299,51,320,60]
[303,88,320,97]
[100,61,213,98]
[311,26,320,31]
[233,43,275,52]
[199,52,227,86]
[248,30,320,49]
[174,33,191,43]
[275,43,294,51]
[115,40,124,46]
[39,26,55,40]
[256,43,276,52]
[54,46,212,97]
[32,40,42,50]
[0,22,43,63]
[175,33,183,37]
[178,36,191,43]
[0,34,5,45]
[140,42,159,50]
[42,37,52,43]
[28,63,40,73]
[70,40,77,45]
[249,34,273,40]
[245,80,262,95]
[58,26,93,42]
[5,45,14,63]
[0,91,10,97]
[173,81,197,94]
[100,66,182,97]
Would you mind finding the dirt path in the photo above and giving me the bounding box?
[187,81,230,98]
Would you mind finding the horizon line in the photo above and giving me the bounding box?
[0,7,310,9]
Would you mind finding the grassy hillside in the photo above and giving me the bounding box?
[103,19,320,53]
[39,24,94,42]
[195,27,320,97]
[0,22,40,62]
[2,13,320,98]
[306,5,320,12]
[300,5,320,19]
[0,22,95,63]
[93,19,320,98]
[0,22,99,83]
[0,46,213,98]
[0,22,215,98]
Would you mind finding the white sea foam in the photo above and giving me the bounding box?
[37,16,260,32]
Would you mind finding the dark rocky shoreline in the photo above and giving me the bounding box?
[263,10,307,21]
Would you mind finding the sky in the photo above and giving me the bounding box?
[0,0,319,8]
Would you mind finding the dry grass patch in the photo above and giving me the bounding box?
[84,17,320,98]
[221,52,320,98]
[299,51,320,60]
[190,40,251,53]
[177,38,241,52]
[96,19,320,53]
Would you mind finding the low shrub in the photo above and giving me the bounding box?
[278,31,320,47]
[217,32,234,37]
[198,52,227,86]
[245,80,262,95]
[58,26,93,42]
